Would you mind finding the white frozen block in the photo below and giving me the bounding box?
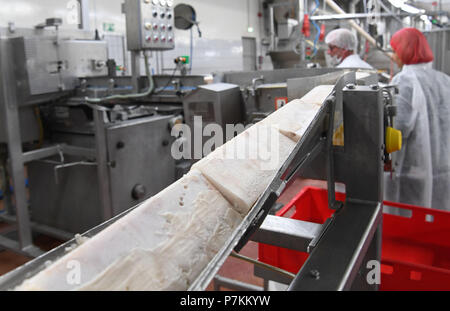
[260,85,333,142]
[193,124,296,215]
[78,186,243,291]
[15,170,239,291]
[299,85,334,106]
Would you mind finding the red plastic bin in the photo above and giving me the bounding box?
[258,187,450,291]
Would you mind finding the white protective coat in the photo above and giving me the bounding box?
[384,63,450,211]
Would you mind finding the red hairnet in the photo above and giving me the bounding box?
[390,28,434,65]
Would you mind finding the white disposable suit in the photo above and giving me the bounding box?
[384,62,450,211]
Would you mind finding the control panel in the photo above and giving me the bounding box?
[123,0,175,51]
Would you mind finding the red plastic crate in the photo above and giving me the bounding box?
[258,187,450,291]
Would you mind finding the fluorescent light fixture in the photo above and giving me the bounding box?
[388,0,405,8]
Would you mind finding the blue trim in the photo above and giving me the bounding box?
[0,178,29,200]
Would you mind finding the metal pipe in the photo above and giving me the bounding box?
[78,0,90,30]
[299,0,306,61]
[131,50,141,92]
[269,5,276,51]
[94,109,114,221]
[0,39,33,251]
[299,0,305,20]
[309,12,420,21]
[324,0,377,46]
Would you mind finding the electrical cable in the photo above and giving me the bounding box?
[84,52,154,103]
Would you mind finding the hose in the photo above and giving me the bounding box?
[84,52,154,104]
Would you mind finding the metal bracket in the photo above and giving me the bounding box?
[306,205,343,253]
[234,136,327,253]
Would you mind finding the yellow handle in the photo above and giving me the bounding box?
[386,127,402,154]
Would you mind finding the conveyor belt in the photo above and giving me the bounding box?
[189,72,357,291]
[0,72,357,291]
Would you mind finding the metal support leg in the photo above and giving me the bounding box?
[0,39,43,257]
[131,50,141,92]
[0,146,12,215]
[349,221,383,291]
[287,201,382,291]
[94,110,113,220]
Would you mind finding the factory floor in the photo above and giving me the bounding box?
[0,178,326,291]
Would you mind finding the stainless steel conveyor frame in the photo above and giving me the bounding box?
[0,71,391,291]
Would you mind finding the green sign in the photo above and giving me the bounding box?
[103,23,115,32]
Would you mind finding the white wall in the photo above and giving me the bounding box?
[0,0,264,75]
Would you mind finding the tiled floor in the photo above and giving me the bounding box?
[0,178,326,290]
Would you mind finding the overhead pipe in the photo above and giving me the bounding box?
[324,0,377,46]
[269,4,276,51]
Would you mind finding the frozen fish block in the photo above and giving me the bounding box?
[16,170,240,291]
[260,85,334,142]
[78,186,242,291]
[193,124,296,215]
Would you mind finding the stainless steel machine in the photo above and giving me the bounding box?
[0,71,400,291]
[0,0,403,291]
[193,71,397,291]
[0,35,191,248]
[0,0,205,257]
[216,67,379,124]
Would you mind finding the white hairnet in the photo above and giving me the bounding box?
[325,28,357,51]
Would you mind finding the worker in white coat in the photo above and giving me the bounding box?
[325,28,373,69]
[385,27,450,211]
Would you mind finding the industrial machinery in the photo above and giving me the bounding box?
[0,0,429,291]
[0,18,381,258]
[191,71,399,291]
[0,1,206,257]
[216,67,379,124]
[0,70,402,291]
[123,0,175,51]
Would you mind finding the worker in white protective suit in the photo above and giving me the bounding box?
[385,27,450,211]
[325,28,373,69]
